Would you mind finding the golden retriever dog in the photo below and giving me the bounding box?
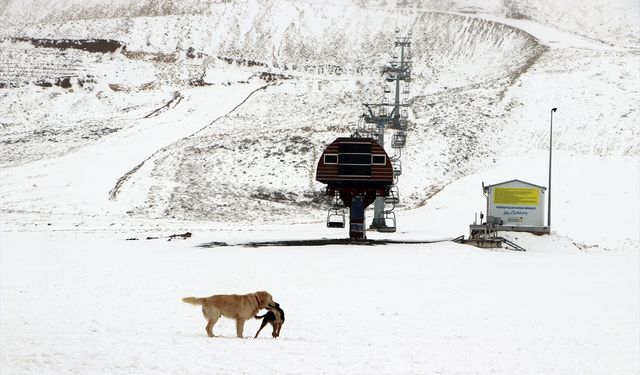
[182,291,275,338]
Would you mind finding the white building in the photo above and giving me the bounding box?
[482,179,547,230]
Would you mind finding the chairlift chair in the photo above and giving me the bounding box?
[392,131,407,148]
[392,159,402,177]
[326,206,346,228]
[377,211,397,233]
[385,185,400,205]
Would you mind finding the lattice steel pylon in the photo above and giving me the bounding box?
[362,31,412,231]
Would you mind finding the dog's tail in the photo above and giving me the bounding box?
[254,313,267,319]
[182,297,205,305]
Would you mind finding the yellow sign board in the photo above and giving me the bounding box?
[494,188,539,206]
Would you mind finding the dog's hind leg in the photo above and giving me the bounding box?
[254,319,268,338]
[203,306,220,338]
[205,316,219,337]
[275,322,282,338]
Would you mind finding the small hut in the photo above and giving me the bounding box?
[479,179,549,234]
[316,137,394,239]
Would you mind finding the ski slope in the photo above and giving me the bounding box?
[1,228,638,375]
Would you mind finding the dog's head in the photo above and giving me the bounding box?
[254,291,276,309]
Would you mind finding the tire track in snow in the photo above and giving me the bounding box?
[109,83,273,200]
[143,91,183,119]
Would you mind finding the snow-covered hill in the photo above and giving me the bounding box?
[0,1,545,216]
[2,0,637,228]
[1,1,639,374]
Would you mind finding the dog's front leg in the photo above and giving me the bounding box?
[235,319,246,338]
[255,319,268,338]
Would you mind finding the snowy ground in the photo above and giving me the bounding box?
[1,228,638,375]
[1,149,638,374]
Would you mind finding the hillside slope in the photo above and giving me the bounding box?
[0,0,638,250]
[1,2,546,217]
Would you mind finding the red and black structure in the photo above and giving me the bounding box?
[316,137,394,239]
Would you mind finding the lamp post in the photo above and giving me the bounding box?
[548,107,557,229]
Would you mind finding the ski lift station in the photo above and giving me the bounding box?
[315,31,412,239]
[471,179,550,235]
[316,137,394,239]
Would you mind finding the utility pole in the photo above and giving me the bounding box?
[548,107,557,229]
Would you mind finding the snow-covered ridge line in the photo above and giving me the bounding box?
[2,0,637,47]
[2,4,540,65]
[447,12,629,51]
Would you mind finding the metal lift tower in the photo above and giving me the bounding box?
[364,32,412,231]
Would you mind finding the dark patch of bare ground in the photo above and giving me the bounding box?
[12,37,125,53]
[198,238,449,248]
